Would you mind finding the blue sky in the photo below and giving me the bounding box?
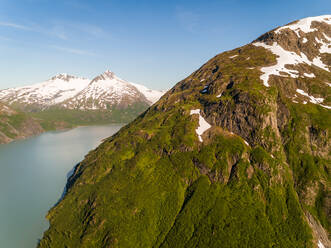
[0,0,330,90]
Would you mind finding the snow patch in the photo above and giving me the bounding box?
[296,89,331,109]
[315,36,331,54]
[190,109,211,142]
[318,240,325,248]
[302,37,308,43]
[216,93,222,98]
[201,85,209,93]
[229,55,238,59]
[253,42,329,86]
[312,57,330,71]
[303,72,315,78]
[296,89,324,104]
[319,104,331,109]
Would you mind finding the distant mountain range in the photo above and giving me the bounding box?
[0,71,165,143]
[0,70,165,111]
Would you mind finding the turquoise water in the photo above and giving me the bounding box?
[0,124,123,248]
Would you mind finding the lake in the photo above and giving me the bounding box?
[0,124,123,248]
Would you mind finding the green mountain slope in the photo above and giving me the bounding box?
[38,16,330,248]
[0,100,149,144]
[30,102,149,129]
[0,103,44,144]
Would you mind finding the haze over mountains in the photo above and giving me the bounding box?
[38,15,331,248]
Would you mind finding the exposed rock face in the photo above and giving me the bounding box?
[38,16,330,248]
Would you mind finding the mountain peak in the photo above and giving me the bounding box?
[50,73,79,82]
[252,14,330,88]
[103,70,116,79]
[104,69,114,74]
[91,70,117,83]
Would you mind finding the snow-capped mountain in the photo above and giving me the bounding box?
[63,70,165,110]
[0,71,165,111]
[0,74,90,109]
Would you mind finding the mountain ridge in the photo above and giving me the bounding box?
[62,70,164,110]
[0,70,165,111]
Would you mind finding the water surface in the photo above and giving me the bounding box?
[0,124,123,248]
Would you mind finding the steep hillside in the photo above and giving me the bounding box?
[0,103,44,144]
[38,15,330,248]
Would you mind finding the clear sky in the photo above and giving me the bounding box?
[0,0,330,90]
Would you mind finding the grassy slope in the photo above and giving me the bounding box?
[31,103,149,131]
[38,44,330,247]
[0,104,44,143]
[0,101,149,143]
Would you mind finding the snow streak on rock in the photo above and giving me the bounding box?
[296,89,331,109]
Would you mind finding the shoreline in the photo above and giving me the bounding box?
[0,122,126,146]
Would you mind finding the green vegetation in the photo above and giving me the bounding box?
[0,105,43,142]
[32,103,149,130]
[38,40,329,247]
[0,102,149,143]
